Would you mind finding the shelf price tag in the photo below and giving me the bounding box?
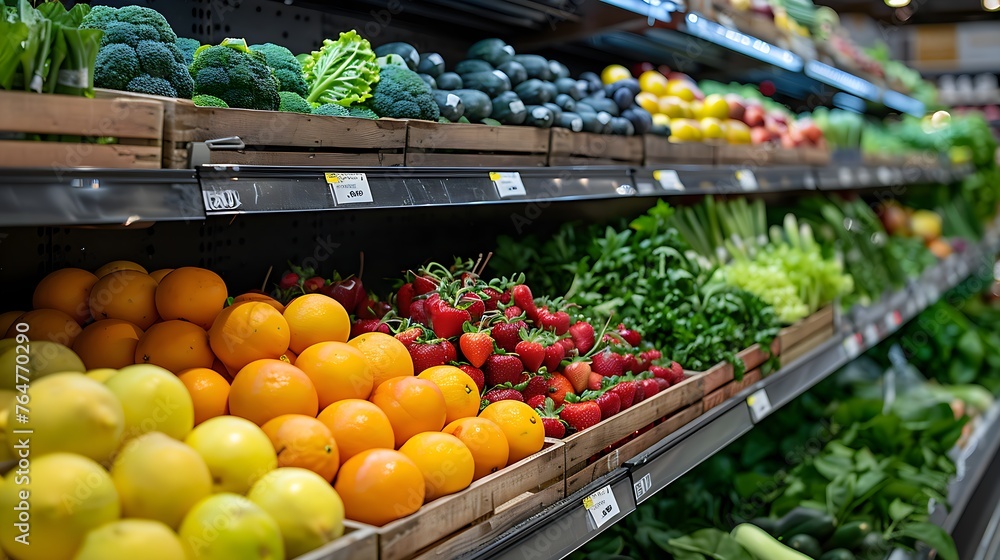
[843,333,862,359]
[653,170,684,191]
[736,170,758,191]
[633,473,652,502]
[325,172,373,205]
[490,172,527,198]
[583,485,620,529]
[863,323,879,346]
[747,389,772,423]
[884,311,901,332]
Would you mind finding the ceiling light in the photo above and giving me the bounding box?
[985,0,1000,11]
[885,0,910,7]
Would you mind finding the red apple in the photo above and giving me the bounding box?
[799,120,823,144]
[751,127,772,145]
[743,105,765,128]
[780,132,796,149]
[788,126,806,146]
[725,94,746,121]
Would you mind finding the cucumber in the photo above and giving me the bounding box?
[555,112,583,132]
[555,77,584,100]
[490,91,527,125]
[609,117,634,136]
[650,123,671,136]
[374,42,419,70]
[776,507,837,542]
[514,79,552,105]
[578,71,602,94]
[786,535,822,559]
[524,105,554,128]
[540,81,558,104]
[621,107,652,135]
[417,53,446,77]
[543,102,563,121]
[554,93,576,112]
[749,517,780,536]
[859,532,887,556]
[435,72,463,90]
[579,97,619,117]
[581,111,612,133]
[467,38,514,66]
[612,87,635,111]
[511,54,551,80]
[574,101,596,115]
[732,524,813,560]
[454,59,494,75]
[548,60,571,80]
[432,90,465,122]
[826,521,871,550]
[418,74,436,90]
[451,89,493,121]
[819,549,855,560]
[497,61,527,86]
[461,70,511,97]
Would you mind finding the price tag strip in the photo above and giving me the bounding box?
[863,323,879,346]
[884,310,902,333]
[490,172,527,198]
[325,172,374,205]
[736,170,758,191]
[843,333,862,359]
[583,485,620,529]
[747,388,773,423]
[653,170,685,191]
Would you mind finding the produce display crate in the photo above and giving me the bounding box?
[643,135,716,166]
[376,439,565,560]
[702,368,763,411]
[547,129,644,166]
[715,144,775,166]
[732,13,787,46]
[688,342,778,411]
[94,89,407,168]
[0,90,164,169]
[799,146,832,166]
[769,147,803,165]
[405,120,550,167]
[295,521,378,560]
[562,375,704,488]
[777,306,836,367]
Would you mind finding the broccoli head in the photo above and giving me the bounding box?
[369,65,439,121]
[81,6,193,98]
[176,37,201,66]
[279,91,312,114]
[190,38,280,111]
[250,43,309,98]
[313,103,350,117]
[348,106,378,119]
[193,95,229,108]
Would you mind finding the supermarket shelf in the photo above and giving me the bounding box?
[0,168,203,227]
[461,230,1000,560]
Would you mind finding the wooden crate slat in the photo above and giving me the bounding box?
[405,152,548,167]
[0,91,163,139]
[780,327,835,366]
[407,121,549,153]
[702,368,763,412]
[199,108,407,149]
[293,521,378,560]
[778,306,834,351]
[208,151,405,167]
[643,135,716,165]
[548,129,643,164]
[0,141,162,169]
[715,144,774,166]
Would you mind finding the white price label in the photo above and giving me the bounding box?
[653,170,684,191]
[583,485,620,529]
[633,473,652,501]
[747,389,772,423]
[884,311,901,332]
[843,333,862,359]
[736,170,758,191]
[838,167,853,186]
[857,167,872,185]
[490,171,527,198]
[864,323,879,345]
[326,172,374,204]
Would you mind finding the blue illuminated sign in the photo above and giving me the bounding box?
[683,13,803,72]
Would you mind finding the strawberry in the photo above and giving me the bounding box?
[350,319,389,338]
[516,340,545,373]
[591,349,624,378]
[538,398,566,439]
[655,377,671,392]
[458,293,485,321]
[558,338,576,354]
[482,385,525,404]
[408,342,446,374]
[412,275,438,295]
[520,373,549,401]
[639,378,659,399]
[588,371,603,391]
[650,365,671,380]
[458,364,486,393]
[459,332,494,368]
[440,339,457,363]
[511,284,538,321]
[621,354,640,374]
[543,343,565,372]
[396,283,415,318]
[632,380,646,404]
[303,276,325,293]
[356,297,391,320]
[563,361,592,394]
[559,399,601,432]
[278,272,299,289]
[583,390,621,420]
[481,287,503,311]
[639,349,662,363]
[503,306,524,320]
[538,309,571,335]
[483,354,523,387]
[526,394,547,410]
[491,321,525,353]
[545,373,574,406]
[670,360,684,378]
[617,324,641,347]
[606,379,636,409]
[427,299,471,339]
[409,300,429,325]
[568,322,596,355]
[394,327,421,348]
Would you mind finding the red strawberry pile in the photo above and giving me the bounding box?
[350,259,689,439]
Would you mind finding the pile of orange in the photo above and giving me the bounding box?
[2,260,545,528]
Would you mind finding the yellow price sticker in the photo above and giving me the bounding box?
[324,173,340,184]
[489,172,502,182]
[582,496,594,510]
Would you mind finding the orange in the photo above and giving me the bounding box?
[0,311,25,336]
[32,268,99,325]
[318,399,394,466]
[233,292,285,313]
[228,359,319,426]
[279,348,297,365]
[177,368,230,425]
[94,260,147,278]
[149,268,174,283]
[88,270,160,330]
[417,365,480,424]
[398,432,474,501]
[154,267,229,330]
[210,357,232,380]
[295,341,374,407]
[283,294,350,354]
[72,319,144,370]
[261,414,340,482]
[6,309,82,347]
[208,301,290,374]
[370,377,447,448]
[334,449,424,526]
[134,320,215,373]
[478,401,544,465]
[442,417,510,481]
[348,332,413,387]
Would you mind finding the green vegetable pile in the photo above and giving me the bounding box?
[190,38,278,111]
[302,30,380,108]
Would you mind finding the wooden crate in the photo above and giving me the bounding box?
[405,120,549,167]
[778,306,835,366]
[687,341,778,404]
[562,374,703,479]
[644,135,716,166]
[799,146,831,166]
[769,147,804,165]
[376,439,564,560]
[715,144,775,166]
[702,368,763,411]
[548,129,643,166]
[0,90,163,169]
[294,521,377,560]
[94,89,407,168]
[565,401,704,494]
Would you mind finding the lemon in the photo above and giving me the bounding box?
[601,64,631,85]
[185,416,277,494]
[179,493,284,560]
[75,519,186,560]
[639,70,669,96]
[247,468,345,558]
[105,364,195,441]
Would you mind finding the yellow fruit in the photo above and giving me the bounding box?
[74,519,187,560]
[910,210,943,241]
[295,341,374,407]
[725,120,752,144]
[0,391,16,463]
[184,416,277,494]
[85,368,119,383]
[689,99,705,120]
[111,432,213,528]
[105,364,195,441]
[635,91,660,114]
[95,260,148,278]
[0,340,84,390]
[178,493,284,560]
[442,417,510,481]
[700,117,726,140]
[639,70,669,96]
[398,432,475,501]
[283,294,350,354]
[657,96,689,119]
[669,119,703,142]
[417,365,481,424]
[0,453,120,560]
[701,94,730,120]
[347,332,413,388]
[478,401,544,464]
[666,79,697,102]
[652,113,671,127]
[247,468,345,558]
[14,372,124,463]
[601,64,631,85]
